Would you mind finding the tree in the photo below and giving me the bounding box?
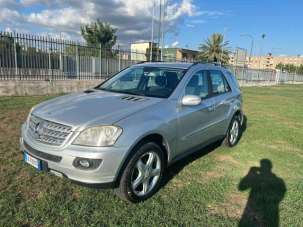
[298,64,303,75]
[81,20,117,50]
[198,33,230,64]
[276,63,284,70]
[276,62,303,75]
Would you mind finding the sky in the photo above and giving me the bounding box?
[0,0,302,56]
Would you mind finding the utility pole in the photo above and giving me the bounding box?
[220,27,229,64]
[160,0,166,61]
[150,0,155,62]
[258,34,266,70]
[157,0,162,61]
[240,34,254,66]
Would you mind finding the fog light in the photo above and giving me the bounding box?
[73,158,102,170]
[79,159,90,168]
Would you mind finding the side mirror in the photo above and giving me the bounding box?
[181,95,201,106]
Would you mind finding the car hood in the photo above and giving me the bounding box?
[32,90,162,129]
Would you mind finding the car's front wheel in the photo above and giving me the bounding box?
[115,142,165,203]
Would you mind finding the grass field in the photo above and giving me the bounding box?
[0,85,302,226]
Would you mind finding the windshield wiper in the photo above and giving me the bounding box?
[98,88,144,97]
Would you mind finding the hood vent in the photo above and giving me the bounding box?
[121,96,145,102]
[83,89,95,94]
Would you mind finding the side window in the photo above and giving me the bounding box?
[209,70,231,95]
[226,71,240,89]
[185,71,209,99]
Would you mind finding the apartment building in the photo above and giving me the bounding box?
[249,55,303,70]
[130,42,158,61]
[130,42,198,62]
[162,48,198,62]
[229,48,248,67]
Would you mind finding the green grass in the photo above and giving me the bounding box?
[0,85,303,226]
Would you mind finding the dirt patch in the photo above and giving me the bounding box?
[215,155,239,165]
[209,193,267,226]
[208,193,246,219]
[265,112,303,129]
[167,178,191,193]
[0,109,28,143]
[205,170,224,178]
[260,141,303,155]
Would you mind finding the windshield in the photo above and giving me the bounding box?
[97,66,186,98]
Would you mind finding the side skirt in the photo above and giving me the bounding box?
[168,135,225,166]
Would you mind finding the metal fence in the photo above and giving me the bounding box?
[1,32,303,83]
[0,32,150,80]
[228,66,303,83]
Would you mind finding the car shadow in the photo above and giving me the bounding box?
[238,159,286,227]
[161,140,222,188]
[161,114,248,189]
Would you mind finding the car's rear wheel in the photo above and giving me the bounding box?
[223,115,241,147]
[115,142,165,203]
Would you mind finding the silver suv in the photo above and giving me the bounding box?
[21,62,243,202]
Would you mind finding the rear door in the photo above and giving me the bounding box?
[209,70,233,136]
[176,70,218,154]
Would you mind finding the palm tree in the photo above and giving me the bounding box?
[198,33,230,64]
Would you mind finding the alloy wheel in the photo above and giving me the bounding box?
[131,151,161,196]
[229,120,239,145]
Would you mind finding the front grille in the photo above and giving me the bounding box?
[27,114,72,146]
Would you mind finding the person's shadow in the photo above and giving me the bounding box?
[238,159,286,227]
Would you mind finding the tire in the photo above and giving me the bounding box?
[115,142,165,203]
[223,114,241,147]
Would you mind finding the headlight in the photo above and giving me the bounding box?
[72,126,122,147]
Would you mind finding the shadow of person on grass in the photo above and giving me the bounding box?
[238,159,286,227]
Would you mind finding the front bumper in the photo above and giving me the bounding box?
[20,124,128,187]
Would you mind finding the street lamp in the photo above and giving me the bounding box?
[240,34,254,66]
[258,34,266,69]
[220,27,230,64]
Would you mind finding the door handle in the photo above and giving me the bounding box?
[207,105,215,112]
[214,100,228,108]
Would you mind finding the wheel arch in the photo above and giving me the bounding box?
[233,108,243,125]
[113,132,170,187]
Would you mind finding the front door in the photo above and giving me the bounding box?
[177,70,218,154]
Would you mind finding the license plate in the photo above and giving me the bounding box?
[24,152,43,171]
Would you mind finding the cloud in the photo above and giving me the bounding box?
[185,18,207,28]
[190,19,207,24]
[171,41,179,47]
[195,10,225,17]
[27,6,94,30]
[20,0,50,6]
[186,24,195,28]
[0,0,225,46]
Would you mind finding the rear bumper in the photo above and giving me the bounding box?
[20,124,129,187]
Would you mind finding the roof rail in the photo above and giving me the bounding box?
[136,60,166,64]
[186,61,227,71]
[211,62,222,66]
